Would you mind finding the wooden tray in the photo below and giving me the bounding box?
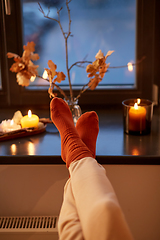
[0,124,47,142]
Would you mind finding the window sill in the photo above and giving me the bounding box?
[0,105,160,165]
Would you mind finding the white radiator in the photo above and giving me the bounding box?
[0,216,59,240]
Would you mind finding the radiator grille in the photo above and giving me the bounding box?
[0,216,58,232]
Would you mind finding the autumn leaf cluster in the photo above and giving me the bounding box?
[44,60,66,98]
[6,0,115,101]
[86,50,114,90]
[7,42,39,87]
[7,41,114,100]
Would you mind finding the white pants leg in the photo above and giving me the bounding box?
[58,157,134,240]
[58,178,84,240]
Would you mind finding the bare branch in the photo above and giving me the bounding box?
[109,56,146,69]
[66,0,72,38]
[37,75,69,100]
[47,7,50,17]
[38,2,59,23]
[69,60,92,71]
[38,2,44,14]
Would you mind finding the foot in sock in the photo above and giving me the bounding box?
[76,111,99,158]
[50,97,93,168]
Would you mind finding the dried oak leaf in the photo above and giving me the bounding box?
[97,58,106,67]
[28,60,39,75]
[22,50,32,62]
[86,64,96,73]
[10,62,25,72]
[22,42,39,63]
[95,50,104,59]
[30,53,40,61]
[47,60,57,79]
[7,52,20,59]
[54,72,66,83]
[86,64,98,77]
[99,63,110,78]
[16,71,31,87]
[105,50,114,59]
[88,75,102,90]
[23,41,36,53]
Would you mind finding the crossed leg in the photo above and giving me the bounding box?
[50,97,134,240]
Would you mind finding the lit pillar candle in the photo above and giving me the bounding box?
[129,102,146,132]
[21,110,39,128]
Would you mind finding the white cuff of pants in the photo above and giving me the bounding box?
[58,157,134,240]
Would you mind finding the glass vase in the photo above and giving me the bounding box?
[65,98,82,125]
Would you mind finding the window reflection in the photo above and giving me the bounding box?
[11,144,17,155]
[28,142,35,155]
[132,148,140,156]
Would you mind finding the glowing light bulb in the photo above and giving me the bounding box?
[42,70,48,79]
[30,75,36,82]
[127,62,133,72]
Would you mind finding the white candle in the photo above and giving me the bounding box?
[0,119,21,132]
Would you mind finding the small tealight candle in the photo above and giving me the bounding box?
[20,110,39,128]
[122,99,153,135]
[129,102,146,132]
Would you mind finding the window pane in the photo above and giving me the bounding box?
[22,0,136,88]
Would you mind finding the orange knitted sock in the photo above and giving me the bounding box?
[76,111,99,158]
[50,98,93,168]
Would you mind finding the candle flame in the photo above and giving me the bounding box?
[10,119,14,125]
[134,103,138,109]
[28,110,32,118]
[42,70,48,79]
[127,62,133,72]
[137,98,141,105]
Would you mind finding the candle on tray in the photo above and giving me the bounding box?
[20,110,39,128]
[122,98,153,135]
[0,119,21,132]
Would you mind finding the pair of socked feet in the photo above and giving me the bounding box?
[50,97,99,168]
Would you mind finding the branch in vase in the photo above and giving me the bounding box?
[38,1,73,101]
[37,75,69,101]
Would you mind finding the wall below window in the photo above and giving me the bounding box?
[0,164,160,240]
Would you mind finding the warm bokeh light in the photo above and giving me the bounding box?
[137,98,141,105]
[30,75,36,82]
[127,62,133,72]
[28,142,35,155]
[132,148,140,156]
[11,144,17,155]
[42,70,48,79]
